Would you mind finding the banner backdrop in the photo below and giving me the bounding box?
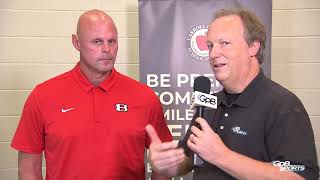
[139,0,272,179]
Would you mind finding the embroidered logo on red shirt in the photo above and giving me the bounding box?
[115,104,128,112]
[61,107,75,113]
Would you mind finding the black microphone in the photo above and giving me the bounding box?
[192,76,211,167]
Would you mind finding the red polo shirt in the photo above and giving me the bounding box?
[11,64,172,180]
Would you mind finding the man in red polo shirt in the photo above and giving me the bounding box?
[11,9,172,180]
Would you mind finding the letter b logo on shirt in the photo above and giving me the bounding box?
[115,104,128,112]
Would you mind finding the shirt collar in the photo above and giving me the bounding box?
[72,63,118,93]
[217,68,266,107]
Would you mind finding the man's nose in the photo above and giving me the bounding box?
[102,43,111,52]
[209,45,222,59]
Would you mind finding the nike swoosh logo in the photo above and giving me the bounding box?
[61,107,75,113]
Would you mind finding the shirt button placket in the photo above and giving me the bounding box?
[220,112,229,131]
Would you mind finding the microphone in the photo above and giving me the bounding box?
[191,76,217,167]
[191,76,217,117]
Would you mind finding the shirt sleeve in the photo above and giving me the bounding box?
[145,94,173,148]
[11,88,45,154]
[266,98,319,179]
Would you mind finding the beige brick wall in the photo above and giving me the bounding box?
[272,1,320,173]
[0,0,319,179]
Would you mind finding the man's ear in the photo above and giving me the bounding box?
[249,41,260,57]
[72,34,80,51]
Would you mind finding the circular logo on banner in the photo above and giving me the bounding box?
[186,24,209,62]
